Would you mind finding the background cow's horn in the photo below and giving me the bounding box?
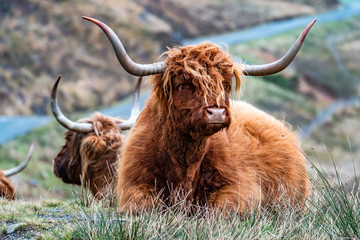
[51,76,94,132]
[83,16,167,76]
[4,143,34,177]
[117,77,142,130]
[243,19,316,76]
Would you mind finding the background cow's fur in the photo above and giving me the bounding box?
[0,171,15,200]
[117,43,308,213]
[53,113,124,199]
[0,144,33,200]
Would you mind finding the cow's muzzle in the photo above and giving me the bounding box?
[206,107,227,124]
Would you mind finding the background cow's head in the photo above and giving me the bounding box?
[51,76,142,198]
[53,113,125,198]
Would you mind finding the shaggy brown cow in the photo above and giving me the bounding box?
[51,76,142,199]
[84,16,315,213]
[0,144,34,200]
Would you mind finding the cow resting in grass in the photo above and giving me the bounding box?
[0,144,34,200]
[84,16,316,213]
[51,76,142,199]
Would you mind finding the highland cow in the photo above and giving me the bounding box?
[51,76,142,199]
[0,144,34,200]
[84,16,315,213]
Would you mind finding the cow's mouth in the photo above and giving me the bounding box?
[208,121,225,124]
[201,122,229,137]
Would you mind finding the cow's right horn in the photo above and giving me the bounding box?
[51,75,142,132]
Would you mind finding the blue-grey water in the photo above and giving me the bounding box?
[1,2,360,145]
[0,116,51,144]
[0,94,148,145]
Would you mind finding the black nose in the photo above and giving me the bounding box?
[205,107,226,124]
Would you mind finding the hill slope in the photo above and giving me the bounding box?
[0,0,338,115]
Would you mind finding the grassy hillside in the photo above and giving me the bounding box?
[0,0,164,115]
[0,0,338,116]
[1,163,359,239]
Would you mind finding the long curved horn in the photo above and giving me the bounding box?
[83,16,167,76]
[51,76,94,132]
[117,77,142,130]
[51,76,142,132]
[4,143,34,177]
[243,19,316,76]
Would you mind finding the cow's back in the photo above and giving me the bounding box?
[0,171,15,200]
[215,101,308,205]
[225,100,308,205]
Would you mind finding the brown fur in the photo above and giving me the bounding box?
[117,43,308,213]
[53,113,124,199]
[0,171,15,200]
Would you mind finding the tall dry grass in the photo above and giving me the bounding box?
[64,155,359,240]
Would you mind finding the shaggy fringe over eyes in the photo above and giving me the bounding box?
[66,113,121,185]
[153,43,244,109]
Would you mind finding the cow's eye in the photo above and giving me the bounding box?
[178,83,193,91]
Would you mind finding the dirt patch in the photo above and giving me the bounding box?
[298,77,337,104]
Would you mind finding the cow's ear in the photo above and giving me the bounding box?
[151,73,171,113]
[233,65,244,98]
[92,122,101,137]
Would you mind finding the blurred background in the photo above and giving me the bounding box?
[0,0,359,200]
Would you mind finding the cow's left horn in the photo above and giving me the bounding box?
[51,76,94,132]
[243,19,316,76]
[83,16,167,76]
[4,143,34,177]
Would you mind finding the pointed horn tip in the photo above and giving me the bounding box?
[24,143,34,164]
[82,16,92,21]
[29,143,35,155]
[82,16,101,25]
[307,18,317,29]
[82,16,111,35]
[51,76,62,100]
[299,19,317,43]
